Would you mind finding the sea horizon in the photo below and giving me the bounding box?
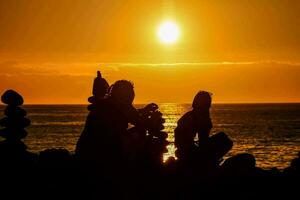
[1,103,299,169]
[2,102,300,106]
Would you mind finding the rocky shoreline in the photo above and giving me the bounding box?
[0,90,299,200]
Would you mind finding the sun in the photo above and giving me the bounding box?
[157,21,180,44]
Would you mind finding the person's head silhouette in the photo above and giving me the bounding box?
[110,80,135,105]
[192,91,212,110]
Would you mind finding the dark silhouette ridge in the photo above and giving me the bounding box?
[0,74,299,199]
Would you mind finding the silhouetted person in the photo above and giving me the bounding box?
[174,91,213,160]
[76,78,158,167]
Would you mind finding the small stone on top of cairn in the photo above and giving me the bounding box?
[145,108,169,164]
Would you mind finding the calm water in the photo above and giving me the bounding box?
[1,104,300,169]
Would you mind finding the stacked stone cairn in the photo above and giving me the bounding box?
[145,109,169,166]
[0,90,34,164]
[87,70,109,111]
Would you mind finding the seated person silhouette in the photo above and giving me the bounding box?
[175,91,213,161]
[175,91,232,168]
[76,79,157,167]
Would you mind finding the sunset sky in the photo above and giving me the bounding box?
[0,0,300,104]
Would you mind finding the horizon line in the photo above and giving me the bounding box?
[2,102,300,106]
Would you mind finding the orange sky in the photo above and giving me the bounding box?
[0,0,300,104]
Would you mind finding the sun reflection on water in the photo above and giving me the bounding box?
[3,104,299,169]
[158,103,300,169]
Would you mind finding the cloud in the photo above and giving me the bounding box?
[1,59,299,77]
[0,61,59,76]
[0,60,300,103]
[96,60,300,67]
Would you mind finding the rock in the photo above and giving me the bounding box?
[1,90,24,106]
[207,132,233,161]
[0,139,28,154]
[92,71,109,98]
[39,148,71,167]
[221,153,256,175]
[0,128,28,139]
[87,103,96,111]
[4,106,27,117]
[88,96,96,104]
[0,117,30,128]
[291,157,300,169]
[159,132,168,139]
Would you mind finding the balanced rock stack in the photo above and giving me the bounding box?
[87,71,109,111]
[145,109,169,165]
[0,90,36,166]
[0,90,30,141]
[0,90,37,165]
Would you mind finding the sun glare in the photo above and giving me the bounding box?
[157,21,180,44]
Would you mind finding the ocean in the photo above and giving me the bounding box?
[1,103,300,169]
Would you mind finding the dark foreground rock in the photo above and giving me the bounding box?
[0,151,299,200]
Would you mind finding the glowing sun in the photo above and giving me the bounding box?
[157,21,180,44]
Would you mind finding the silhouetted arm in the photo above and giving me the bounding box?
[137,103,158,114]
[195,112,212,146]
[117,104,146,128]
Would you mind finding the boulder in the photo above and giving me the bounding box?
[221,153,256,175]
[207,132,233,161]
